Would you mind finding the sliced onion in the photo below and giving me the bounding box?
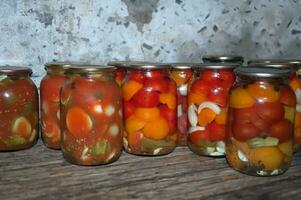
[188,126,205,133]
[197,101,221,115]
[178,84,188,96]
[296,89,301,104]
[188,104,198,126]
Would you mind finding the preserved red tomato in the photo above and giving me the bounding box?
[170,64,194,146]
[187,63,238,157]
[226,67,295,176]
[61,65,123,165]
[122,63,176,155]
[0,67,39,151]
[40,62,71,149]
[108,61,128,86]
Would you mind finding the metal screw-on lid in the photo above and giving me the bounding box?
[65,64,116,74]
[0,66,32,76]
[248,62,295,69]
[128,62,170,69]
[44,62,75,73]
[196,63,240,70]
[234,67,291,78]
[248,59,301,68]
[169,63,194,69]
[202,55,244,63]
[107,61,131,68]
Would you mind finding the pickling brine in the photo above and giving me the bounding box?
[227,67,295,176]
[122,63,177,155]
[170,64,194,146]
[0,67,39,151]
[61,65,123,165]
[40,62,70,149]
[187,63,238,156]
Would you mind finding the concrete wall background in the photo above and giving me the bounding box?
[0,0,301,83]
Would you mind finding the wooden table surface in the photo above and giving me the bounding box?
[1,141,301,200]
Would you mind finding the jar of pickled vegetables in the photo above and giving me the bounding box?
[248,60,301,152]
[170,64,194,146]
[202,55,244,64]
[0,67,39,151]
[122,62,177,155]
[61,65,123,165]
[40,62,71,149]
[227,67,295,176]
[108,61,128,86]
[187,63,238,156]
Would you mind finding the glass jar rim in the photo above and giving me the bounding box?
[127,62,170,69]
[65,65,116,74]
[195,63,240,69]
[169,63,194,69]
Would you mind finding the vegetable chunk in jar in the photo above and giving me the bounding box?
[170,64,194,146]
[122,63,177,155]
[227,67,295,176]
[108,61,128,86]
[248,59,301,153]
[202,55,244,64]
[187,63,238,156]
[40,62,71,149]
[61,65,123,165]
[0,67,39,151]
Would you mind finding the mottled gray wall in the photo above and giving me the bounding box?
[0,0,301,84]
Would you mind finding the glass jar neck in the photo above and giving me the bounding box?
[236,74,286,85]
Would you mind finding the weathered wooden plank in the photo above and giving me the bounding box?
[0,141,301,199]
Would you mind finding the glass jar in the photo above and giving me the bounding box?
[0,67,39,151]
[108,61,128,86]
[40,62,71,149]
[170,64,194,146]
[122,62,177,155]
[202,55,244,64]
[227,67,295,176]
[187,63,238,156]
[61,65,123,165]
[248,60,301,152]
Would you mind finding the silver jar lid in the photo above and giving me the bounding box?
[202,55,244,63]
[169,63,194,69]
[65,64,116,74]
[0,66,32,76]
[128,62,170,69]
[234,67,291,78]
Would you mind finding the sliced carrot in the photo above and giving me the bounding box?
[125,115,146,134]
[215,108,227,125]
[122,80,143,101]
[12,116,32,139]
[230,87,255,108]
[197,108,216,126]
[188,92,206,105]
[134,107,160,122]
[66,107,92,137]
[246,82,279,102]
[143,117,169,140]
[159,93,176,109]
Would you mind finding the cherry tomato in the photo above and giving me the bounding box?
[40,75,65,102]
[144,70,166,79]
[168,79,177,95]
[219,70,235,84]
[254,101,284,123]
[128,70,145,83]
[279,85,296,106]
[199,70,220,83]
[144,78,169,93]
[268,119,292,142]
[232,122,261,142]
[188,129,210,144]
[190,79,211,96]
[208,85,228,107]
[208,121,226,141]
[159,105,177,133]
[123,100,136,119]
[132,88,160,108]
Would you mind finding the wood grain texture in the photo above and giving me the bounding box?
[1,140,301,200]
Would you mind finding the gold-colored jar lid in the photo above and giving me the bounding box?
[169,63,194,69]
[196,63,240,70]
[65,64,116,74]
[235,67,291,78]
[127,62,170,69]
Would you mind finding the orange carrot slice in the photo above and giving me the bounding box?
[66,107,92,137]
[12,116,32,139]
